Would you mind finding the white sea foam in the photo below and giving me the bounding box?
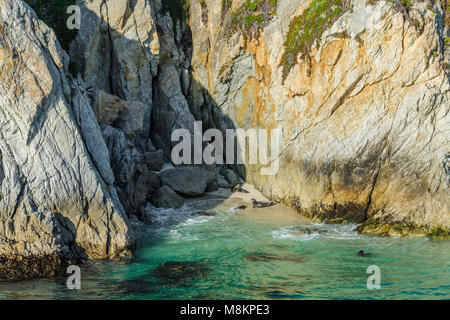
[271,223,362,241]
[271,226,320,242]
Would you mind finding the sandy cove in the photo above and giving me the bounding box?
[197,184,312,226]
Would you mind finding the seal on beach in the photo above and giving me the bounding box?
[357,250,371,257]
[234,205,247,211]
[231,183,249,193]
[251,198,277,208]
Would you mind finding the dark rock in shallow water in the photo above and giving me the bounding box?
[150,185,184,209]
[244,253,306,263]
[153,261,212,284]
[159,166,215,197]
[114,278,155,294]
[0,253,76,281]
[357,250,371,257]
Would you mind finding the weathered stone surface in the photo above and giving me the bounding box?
[0,0,134,273]
[217,173,231,188]
[143,150,165,171]
[134,168,161,210]
[150,185,184,209]
[71,0,159,138]
[222,168,242,186]
[151,13,197,156]
[101,124,146,216]
[188,0,450,235]
[159,166,216,197]
[94,91,145,139]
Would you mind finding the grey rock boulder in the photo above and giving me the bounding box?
[134,168,162,210]
[143,150,165,171]
[223,169,242,186]
[159,166,215,197]
[150,185,184,209]
[217,174,231,188]
[94,91,144,139]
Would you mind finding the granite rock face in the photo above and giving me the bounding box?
[0,0,134,279]
[71,0,159,138]
[187,0,450,236]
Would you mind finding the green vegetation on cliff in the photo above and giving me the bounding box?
[280,0,349,81]
[228,0,278,40]
[23,0,76,50]
[280,0,450,81]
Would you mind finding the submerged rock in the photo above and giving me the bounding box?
[153,261,212,284]
[357,250,371,257]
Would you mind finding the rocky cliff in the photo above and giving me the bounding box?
[0,0,134,279]
[0,0,449,279]
[186,0,450,237]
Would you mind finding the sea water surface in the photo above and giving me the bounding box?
[0,198,449,300]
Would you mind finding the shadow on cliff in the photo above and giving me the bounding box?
[67,3,247,253]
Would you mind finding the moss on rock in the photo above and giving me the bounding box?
[227,0,278,40]
[280,0,349,81]
[0,253,76,281]
[356,217,450,239]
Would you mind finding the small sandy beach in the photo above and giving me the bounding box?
[202,183,312,226]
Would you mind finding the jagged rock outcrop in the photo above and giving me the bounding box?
[72,0,165,216]
[187,0,450,236]
[94,90,145,139]
[0,0,134,279]
[71,0,159,139]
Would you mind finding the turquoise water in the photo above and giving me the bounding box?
[0,198,449,300]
